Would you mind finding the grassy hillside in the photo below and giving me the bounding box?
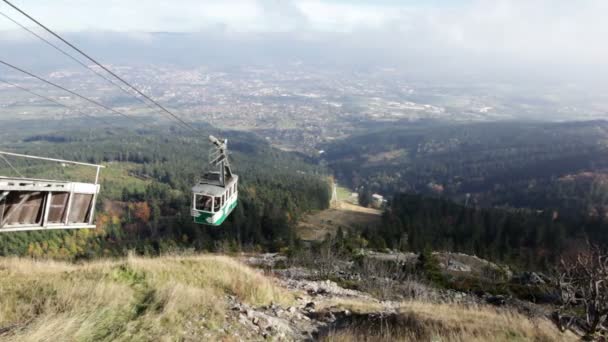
[322,301,570,342]
[296,202,381,241]
[0,255,574,342]
[0,255,293,341]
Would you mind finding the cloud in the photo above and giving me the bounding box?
[1,0,607,78]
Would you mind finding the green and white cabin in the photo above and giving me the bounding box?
[191,136,238,226]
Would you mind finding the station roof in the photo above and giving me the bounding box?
[0,177,99,194]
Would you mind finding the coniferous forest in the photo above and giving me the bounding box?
[324,120,608,269]
[373,194,608,270]
[0,123,331,259]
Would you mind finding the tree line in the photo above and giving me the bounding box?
[371,193,608,270]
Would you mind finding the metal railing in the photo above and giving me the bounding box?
[0,150,105,184]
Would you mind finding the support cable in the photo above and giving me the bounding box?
[0,9,180,120]
[0,59,145,125]
[2,0,197,132]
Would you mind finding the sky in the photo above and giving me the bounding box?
[0,0,464,32]
[0,0,607,80]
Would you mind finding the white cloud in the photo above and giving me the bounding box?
[296,1,400,32]
[1,0,607,70]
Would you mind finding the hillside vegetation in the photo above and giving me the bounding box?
[324,120,608,212]
[0,255,292,341]
[297,198,381,241]
[0,126,331,259]
[0,254,574,342]
[323,301,569,342]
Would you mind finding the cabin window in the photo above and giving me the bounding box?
[48,192,70,223]
[214,196,222,212]
[195,195,213,212]
[68,193,94,224]
[1,191,44,226]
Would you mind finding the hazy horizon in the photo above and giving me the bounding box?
[0,1,607,84]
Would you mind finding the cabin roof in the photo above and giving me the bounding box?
[192,175,238,196]
[192,184,225,196]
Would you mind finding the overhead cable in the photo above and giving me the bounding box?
[0,59,143,125]
[0,9,181,121]
[2,0,198,132]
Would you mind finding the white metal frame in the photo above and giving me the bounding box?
[0,151,105,233]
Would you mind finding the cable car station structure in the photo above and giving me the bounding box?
[0,151,103,232]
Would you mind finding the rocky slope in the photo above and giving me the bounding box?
[0,254,575,341]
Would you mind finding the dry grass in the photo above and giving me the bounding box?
[0,255,293,341]
[322,300,577,342]
[0,255,577,342]
[316,298,385,314]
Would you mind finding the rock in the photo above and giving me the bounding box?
[486,295,507,306]
[322,312,336,323]
[447,259,472,272]
[296,313,309,321]
[288,306,297,314]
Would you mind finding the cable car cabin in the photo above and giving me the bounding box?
[0,151,103,233]
[192,173,238,226]
[191,135,237,226]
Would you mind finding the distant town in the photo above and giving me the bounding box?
[2,63,606,154]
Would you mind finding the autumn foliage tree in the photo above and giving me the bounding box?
[132,202,151,223]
